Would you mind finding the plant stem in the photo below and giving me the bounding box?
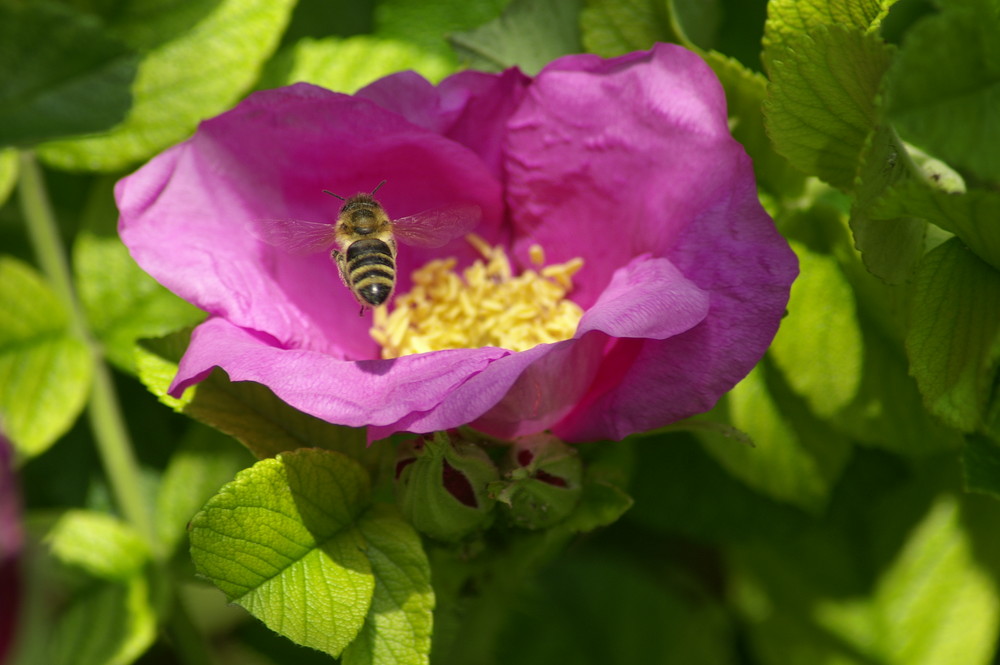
[17,151,156,549]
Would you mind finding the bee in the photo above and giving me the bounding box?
[254,181,480,314]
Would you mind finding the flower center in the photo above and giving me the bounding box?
[370,235,585,358]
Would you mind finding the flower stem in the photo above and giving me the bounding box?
[17,151,155,549]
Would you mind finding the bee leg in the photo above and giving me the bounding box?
[358,304,365,317]
[332,249,350,287]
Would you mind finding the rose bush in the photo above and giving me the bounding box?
[116,43,797,442]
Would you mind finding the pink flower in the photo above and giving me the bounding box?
[116,44,796,442]
[0,432,21,662]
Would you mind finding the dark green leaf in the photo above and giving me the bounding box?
[872,182,1000,273]
[849,124,927,284]
[0,3,137,147]
[887,1,1000,182]
[580,0,677,57]
[963,434,1000,499]
[375,0,508,61]
[450,0,582,74]
[38,0,295,172]
[697,362,854,514]
[906,238,1000,431]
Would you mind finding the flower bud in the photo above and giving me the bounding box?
[394,432,498,542]
[491,433,582,529]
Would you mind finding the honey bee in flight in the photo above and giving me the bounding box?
[255,181,480,314]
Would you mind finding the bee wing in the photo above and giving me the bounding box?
[392,204,482,248]
[252,217,338,255]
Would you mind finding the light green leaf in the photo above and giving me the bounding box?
[0,3,137,147]
[37,0,295,172]
[450,0,582,75]
[46,510,150,581]
[770,241,863,418]
[580,0,677,57]
[343,504,434,665]
[872,182,1000,273]
[763,24,892,190]
[906,238,1000,431]
[764,0,896,52]
[135,333,376,468]
[190,449,375,657]
[849,124,927,284]
[74,231,204,372]
[963,434,1000,499]
[698,363,853,514]
[887,0,1000,182]
[0,148,18,206]
[155,424,253,557]
[0,257,92,459]
[815,496,999,665]
[286,36,453,93]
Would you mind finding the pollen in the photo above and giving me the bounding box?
[370,235,585,358]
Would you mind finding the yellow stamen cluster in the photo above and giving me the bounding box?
[371,235,585,358]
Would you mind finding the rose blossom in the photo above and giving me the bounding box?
[116,43,797,442]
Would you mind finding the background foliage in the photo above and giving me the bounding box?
[3,0,1000,663]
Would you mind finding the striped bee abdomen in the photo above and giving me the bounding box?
[346,237,396,306]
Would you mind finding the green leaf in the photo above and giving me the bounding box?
[48,575,156,665]
[0,148,18,207]
[343,504,434,665]
[285,36,453,93]
[375,0,508,61]
[702,50,806,197]
[0,257,92,459]
[104,0,225,51]
[832,313,960,456]
[963,434,1000,499]
[764,0,896,49]
[734,491,999,665]
[74,231,204,373]
[37,0,295,172]
[628,432,814,544]
[497,552,735,665]
[154,424,253,557]
[872,182,1000,273]
[886,1,1000,182]
[906,238,1000,432]
[0,3,137,147]
[135,333,377,468]
[815,496,998,665]
[770,241,863,418]
[580,0,677,57]
[190,448,375,657]
[450,0,583,75]
[668,0,722,49]
[697,362,854,514]
[46,510,150,581]
[763,24,892,190]
[849,124,927,284]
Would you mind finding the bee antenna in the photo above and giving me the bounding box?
[323,189,345,201]
[371,180,387,196]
